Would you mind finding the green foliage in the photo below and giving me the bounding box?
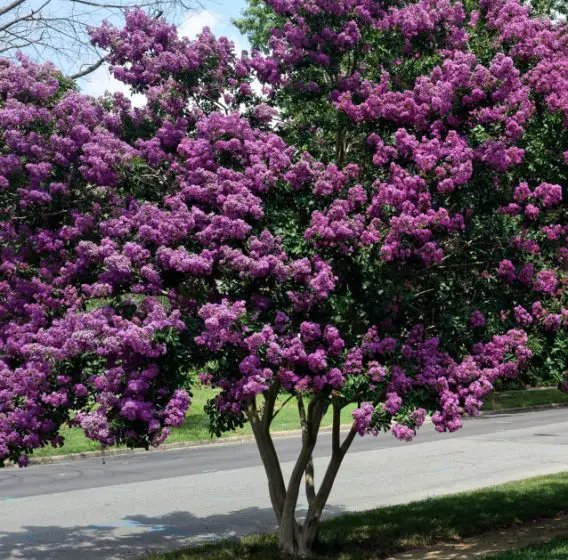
[484,387,568,411]
[529,0,568,18]
[234,0,282,52]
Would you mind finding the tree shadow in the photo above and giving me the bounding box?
[0,504,347,560]
[4,473,568,559]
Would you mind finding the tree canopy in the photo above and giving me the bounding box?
[0,0,566,555]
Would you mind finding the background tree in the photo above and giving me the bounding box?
[0,0,200,77]
[0,0,566,557]
[530,0,567,19]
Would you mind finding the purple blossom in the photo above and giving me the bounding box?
[392,423,415,442]
[469,310,486,328]
[533,270,558,294]
[0,0,564,473]
[384,392,403,415]
[352,403,376,436]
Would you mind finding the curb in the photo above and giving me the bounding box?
[21,424,353,467]
[27,436,258,466]
[9,403,568,468]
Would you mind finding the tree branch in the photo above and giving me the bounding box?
[261,379,280,432]
[280,395,325,543]
[0,40,28,52]
[331,401,341,455]
[280,396,326,534]
[303,423,358,535]
[340,425,357,456]
[271,394,293,422]
[305,455,316,507]
[69,0,155,9]
[335,121,346,167]
[69,56,106,79]
[0,0,51,34]
[0,0,26,18]
[297,394,307,431]
[298,396,317,507]
[0,0,203,71]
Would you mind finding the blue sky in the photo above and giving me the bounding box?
[202,0,249,46]
[81,0,250,102]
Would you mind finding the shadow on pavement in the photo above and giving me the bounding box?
[0,504,347,560]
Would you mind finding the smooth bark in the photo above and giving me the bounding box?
[249,391,358,557]
[246,395,286,522]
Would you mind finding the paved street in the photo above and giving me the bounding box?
[1,409,567,560]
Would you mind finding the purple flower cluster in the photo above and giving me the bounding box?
[469,310,486,328]
[512,303,567,332]
[345,324,532,441]
[1,0,566,467]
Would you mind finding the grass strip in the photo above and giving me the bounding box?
[31,388,357,457]
[32,387,568,458]
[147,472,568,559]
[483,536,568,559]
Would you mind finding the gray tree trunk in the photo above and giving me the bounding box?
[247,392,358,557]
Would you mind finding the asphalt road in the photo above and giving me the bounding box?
[1,408,567,560]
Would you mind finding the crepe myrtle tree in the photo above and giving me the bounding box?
[0,0,201,77]
[0,0,566,556]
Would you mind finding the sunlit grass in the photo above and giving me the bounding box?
[484,388,568,412]
[32,387,568,458]
[147,472,568,559]
[32,387,358,457]
[483,537,568,560]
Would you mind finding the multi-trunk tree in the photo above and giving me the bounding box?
[0,0,566,555]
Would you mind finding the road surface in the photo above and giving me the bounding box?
[1,408,568,559]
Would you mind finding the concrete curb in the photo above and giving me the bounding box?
[22,424,352,467]
[13,402,568,467]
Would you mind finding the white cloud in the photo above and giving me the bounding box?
[179,9,250,55]
[79,65,146,107]
[178,10,221,39]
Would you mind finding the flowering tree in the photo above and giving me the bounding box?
[0,0,566,556]
[0,0,199,77]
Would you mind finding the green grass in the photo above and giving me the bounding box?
[32,387,358,458]
[484,388,568,413]
[32,387,568,458]
[146,472,568,560]
[484,536,568,559]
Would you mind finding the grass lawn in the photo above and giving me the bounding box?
[144,472,568,559]
[31,387,358,458]
[484,388,568,413]
[484,536,568,559]
[31,387,568,458]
